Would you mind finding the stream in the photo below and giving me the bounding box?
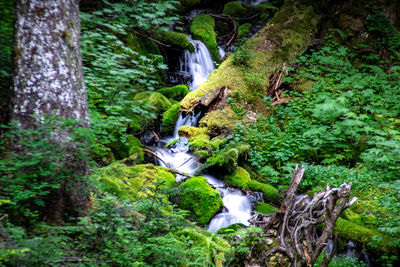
[152,34,372,266]
[154,37,253,232]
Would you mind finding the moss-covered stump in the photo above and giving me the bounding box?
[91,163,176,201]
[190,14,220,63]
[179,176,223,226]
[224,167,278,202]
[334,218,398,255]
[156,30,194,52]
[157,84,190,102]
[181,0,320,134]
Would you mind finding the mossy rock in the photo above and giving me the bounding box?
[178,126,222,153]
[156,30,194,52]
[181,0,320,134]
[161,103,181,135]
[134,91,172,113]
[127,146,144,163]
[334,218,397,255]
[91,163,176,201]
[179,176,223,226]
[157,84,190,102]
[255,202,277,215]
[190,14,220,63]
[237,23,252,39]
[202,148,239,175]
[225,167,278,202]
[148,92,172,112]
[222,2,248,18]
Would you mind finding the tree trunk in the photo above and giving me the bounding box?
[12,0,90,224]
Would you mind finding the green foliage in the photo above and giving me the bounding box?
[0,117,91,224]
[80,0,179,162]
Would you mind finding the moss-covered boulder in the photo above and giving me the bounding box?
[91,163,176,201]
[161,103,181,135]
[157,84,190,102]
[134,91,172,113]
[222,2,248,18]
[156,30,195,52]
[190,14,220,63]
[199,105,238,136]
[225,167,278,202]
[181,0,321,134]
[179,176,223,226]
[178,126,222,155]
[202,148,239,175]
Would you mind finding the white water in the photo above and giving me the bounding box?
[180,38,214,91]
[239,0,268,5]
[156,38,253,232]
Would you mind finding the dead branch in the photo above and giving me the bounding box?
[250,165,357,266]
[142,148,169,167]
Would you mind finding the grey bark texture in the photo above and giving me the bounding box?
[12,0,90,224]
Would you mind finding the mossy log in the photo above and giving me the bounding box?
[181,0,321,134]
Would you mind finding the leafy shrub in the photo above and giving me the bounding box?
[0,117,91,224]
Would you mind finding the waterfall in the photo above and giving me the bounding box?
[180,38,214,91]
[156,38,253,233]
[239,0,268,5]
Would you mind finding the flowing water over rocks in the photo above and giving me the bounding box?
[155,38,253,232]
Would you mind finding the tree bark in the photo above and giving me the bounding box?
[12,0,90,224]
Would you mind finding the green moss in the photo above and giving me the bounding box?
[237,23,252,39]
[127,146,144,164]
[179,176,223,226]
[202,148,239,174]
[199,106,238,135]
[222,2,248,18]
[248,180,278,202]
[181,0,320,134]
[156,30,194,52]
[224,167,278,202]
[129,115,142,134]
[134,91,152,101]
[334,218,396,254]
[255,202,277,215]
[190,14,220,63]
[157,84,190,101]
[148,92,172,112]
[193,150,210,159]
[178,126,222,153]
[126,135,143,148]
[91,163,176,201]
[161,103,181,135]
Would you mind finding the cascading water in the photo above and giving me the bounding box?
[155,38,253,232]
[239,0,268,5]
[180,38,214,91]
